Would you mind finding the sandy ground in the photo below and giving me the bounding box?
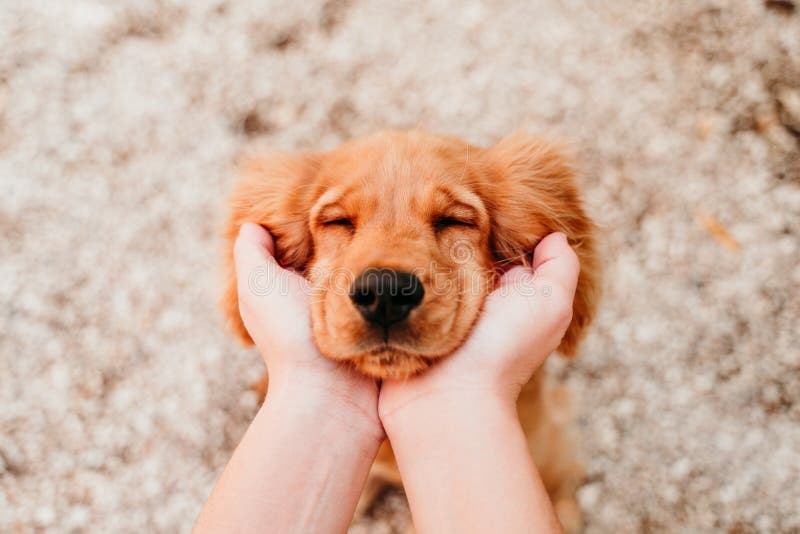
[1,0,799,532]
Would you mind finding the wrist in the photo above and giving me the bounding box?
[380,388,560,534]
[380,387,516,440]
[266,370,384,444]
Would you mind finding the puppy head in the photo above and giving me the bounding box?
[223,131,599,378]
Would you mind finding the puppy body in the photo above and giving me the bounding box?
[223,130,599,532]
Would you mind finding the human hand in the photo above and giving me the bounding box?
[379,232,580,421]
[234,223,381,437]
[195,223,384,534]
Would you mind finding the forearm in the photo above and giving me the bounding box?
[194,385,382,534]
[383,392,562,534]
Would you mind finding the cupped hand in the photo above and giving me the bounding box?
[379,232,580,420]
[234,223,381,433]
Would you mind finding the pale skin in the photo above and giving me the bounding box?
[194,223,579,534]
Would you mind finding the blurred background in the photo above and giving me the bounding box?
[1,0,799,532]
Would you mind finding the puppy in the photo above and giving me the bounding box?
[222,130,599,532]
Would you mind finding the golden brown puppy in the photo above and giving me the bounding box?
[222,130,599,532]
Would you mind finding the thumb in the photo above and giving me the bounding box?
[233,223,312,307]
[233,223,278,283]
[484,232,579,342]
[531,232,580,300]
[234,222,295,306]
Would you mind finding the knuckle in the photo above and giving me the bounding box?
[565,243,579,262]
[236,295,252,319]
[548,288,574,326]
[232,235,246,257]
[237,275,249,297]
[561,246,580,278]
[557,304,574,329]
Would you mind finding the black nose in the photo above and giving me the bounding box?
[349,268,425,328]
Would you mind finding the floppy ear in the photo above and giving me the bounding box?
[221,151,321,345]
[483,133,600,356]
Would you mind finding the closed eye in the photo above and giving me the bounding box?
[322,217,354,228]
[434,216,476,231]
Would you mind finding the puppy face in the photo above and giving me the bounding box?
[303,137,496,377]
[223,131,598,378]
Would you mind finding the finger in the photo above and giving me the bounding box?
[531,232,580,298]
[483,265,538,324]
[233,223,277,281]
[234,223,312,309]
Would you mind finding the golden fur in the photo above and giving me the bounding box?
[222,130,599,531]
